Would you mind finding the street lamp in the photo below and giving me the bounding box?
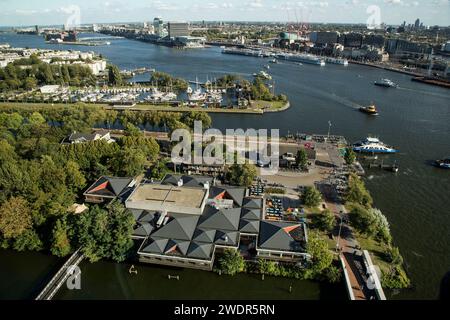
[326,120,332,143]
[335,210,344,253]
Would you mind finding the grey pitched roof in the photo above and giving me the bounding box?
[133,222,154,237]
[165,239,190,255]
[85,176,133,197]
[130,209,144,220]
[243,197,263,209]
[161,174,212,188]
[137,211,156,223]
[258,221,305,252]
[140,237,168,254]
[198,208,241,231]
[241,208,262,220]
[192,229,216,243]
[69,132,98,142]
[208,186,245,206]
[214,230,239,246]
[151,215,199,241]
[239,219,260,234]
[187,242,213,260]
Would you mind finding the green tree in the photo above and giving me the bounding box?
[12,229,43,251]
[306,231,334,277]
[314,209,335,232]
[29,112,46,126]
[227,162,257,187]
[345,173,373,208]
[5,112,23,129]
[344,147,356,165]
[24,77,37,90]
[302,186,322,208]
[65,160,87,191]
[296,148,308,170]
[215,249,245,275]
[348,203,377,237]
[51,218,72,257]
[0,197,33,239]
[385,246,403,266]
[110,147,146,177]
[108,65,122,86]
[108,202,134,262]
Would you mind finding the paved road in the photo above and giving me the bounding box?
[322,184,377,300]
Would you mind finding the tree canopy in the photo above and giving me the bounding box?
[302,186,322,208]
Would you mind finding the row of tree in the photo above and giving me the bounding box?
[344,173,410,289]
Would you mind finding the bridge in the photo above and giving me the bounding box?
[35,248,85,300]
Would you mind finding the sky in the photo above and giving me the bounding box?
[0,0,449,27]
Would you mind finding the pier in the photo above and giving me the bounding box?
[35,248,84,300]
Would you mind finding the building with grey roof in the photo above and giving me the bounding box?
[131,174,308,271]
[84,176,136,204]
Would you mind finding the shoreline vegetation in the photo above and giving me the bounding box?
[0,100,291,114]
[343,173,411,290]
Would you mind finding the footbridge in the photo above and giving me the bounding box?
[35,248,85,300]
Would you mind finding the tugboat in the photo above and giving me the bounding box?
[374,78,398,88]
[359,104,378,115]
[353,137,398,153]
[435,157,450,169]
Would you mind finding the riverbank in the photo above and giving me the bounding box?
[0,100,290,115]
[348,60,423,77]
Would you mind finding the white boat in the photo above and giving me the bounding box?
[189,88,207,102]
[276,53,325,66]
[325,57,348,66]
[253,70,272,80]
[374,78,398,88]
[352,137,398,153]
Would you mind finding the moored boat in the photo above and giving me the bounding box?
[353,137,398,153]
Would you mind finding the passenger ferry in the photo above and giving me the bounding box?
[352,137,398,153]
[276,53,325,66]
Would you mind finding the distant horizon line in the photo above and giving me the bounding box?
[1,20,448,29]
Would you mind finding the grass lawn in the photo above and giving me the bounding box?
[250,100,288,111]
[352,231,392,273]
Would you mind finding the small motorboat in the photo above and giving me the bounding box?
[374,78,398,88]
[359,104,378,115]
[435,157,450,169]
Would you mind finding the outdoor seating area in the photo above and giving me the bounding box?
[265,197,283,220]
[249,180,265,196]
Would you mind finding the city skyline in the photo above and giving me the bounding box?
[0,0,449,27]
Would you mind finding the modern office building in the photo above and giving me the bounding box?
[153,17,165,37]
[309,31,339,45]
[168,22,189,38]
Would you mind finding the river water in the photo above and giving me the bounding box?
[0,33,449,300]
